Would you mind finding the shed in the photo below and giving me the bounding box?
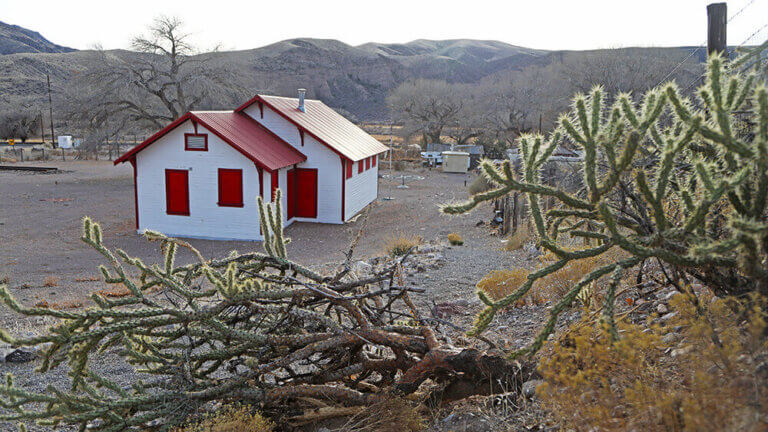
[442,151,470,173]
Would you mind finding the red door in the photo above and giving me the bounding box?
[295,168,318,218]
[165,169,189,215]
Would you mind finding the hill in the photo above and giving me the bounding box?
[0,22,699,122]
[0,21,75,54]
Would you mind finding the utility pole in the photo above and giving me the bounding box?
[46,74,55,147]
[707,3,727,57]
[39,111,45,143]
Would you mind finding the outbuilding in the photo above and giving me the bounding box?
[115,90,389,241]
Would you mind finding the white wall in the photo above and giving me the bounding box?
[344,158,379,220]
[243,104,344,224]
[135,120,264,240]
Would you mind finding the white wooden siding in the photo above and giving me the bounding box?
[345,161,379,220]
[135,121,264,240]
[244,104,345,224]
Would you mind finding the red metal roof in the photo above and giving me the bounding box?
[115,111,306,171]
[236,95,389,162]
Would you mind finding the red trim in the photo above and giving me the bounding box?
[165,169,190,216]
[236,95,347,159]
[358,160,364,174]
[372,154,377,167]
[217,168,244,207]
[129,158,138,229]
[365,157,371,170]
[184,133,208,151]
[340,155,346,221]
[257,166,264,200]
[271,170,279,201]
[114,112,306,171]
[345,158,353,179]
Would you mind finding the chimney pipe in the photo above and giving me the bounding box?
[298,88,306,112]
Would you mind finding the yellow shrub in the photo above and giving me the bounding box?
[447,233,464,246]
[383,233,422,257]
[43,276,59,287]
[537,246,629,305]
[503,224,532,251]
[538,293,768,431]
[476,269,546,306]
[174,404,274,432]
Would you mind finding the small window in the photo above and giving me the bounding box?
[346,159,353,179]
[365,157,371,170]
[372,155,377,167]
[218,169,243,207]
[358,160,364,174]
[185,133,207,151]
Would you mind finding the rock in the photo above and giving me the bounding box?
[1,347,37,363]
[671,345,693,358]
[656,303,668,314]
[418,244,436,254]
[522,379,544,399]
[661,332,679,345]
[351,261,372,275]
[659,312,678,323]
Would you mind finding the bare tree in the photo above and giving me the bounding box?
[66,16,248,131]
[0,110,40,143]
[387,79,464,145]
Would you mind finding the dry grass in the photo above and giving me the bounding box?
[34,299,83,310]
[538,293,768,431]
[447,233,464,246]
[502,224,533,251]
[42,276,59,287]
[74,276,101,282]
[476,269,546,306]
[338,397,424,432]
[0,274,8,285]
[383,233,422,257]
[173,404,274,432]
[468,175,493,195]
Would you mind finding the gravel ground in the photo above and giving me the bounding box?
[0,160,558,431]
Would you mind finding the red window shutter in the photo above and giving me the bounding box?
[372,155,377,167]
[365,157,371,170]
[358,160,364,174]
[165,169,189,215]
[218,169,243,207]
[345,159,353,179]
[271,170,279,200]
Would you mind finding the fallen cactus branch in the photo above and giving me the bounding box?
[0,191,525,431]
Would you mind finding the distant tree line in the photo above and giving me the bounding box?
[386,48,700,155]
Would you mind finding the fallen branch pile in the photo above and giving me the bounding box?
[0,192,525,431]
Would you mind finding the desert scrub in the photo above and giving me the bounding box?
[538,293,768,431]
[502,224,532,251]
[447,233,464,245]
[383,233,422,257]
[42,276,59,287]
[337,398,424,432]
[476,269,545,306]
[442,51,768,356]
[467,174,493,195]
[173,404,273,432]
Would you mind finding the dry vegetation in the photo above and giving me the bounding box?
[173,404,274,432]
[538,293,768,431]
[42,276,59,287]
[383,233,423,257]
[447,233,464,246]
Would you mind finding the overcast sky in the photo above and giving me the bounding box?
[4,0,768,51]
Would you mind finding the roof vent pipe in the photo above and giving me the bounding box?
[298,88,306,112]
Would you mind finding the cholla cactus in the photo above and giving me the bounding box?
[0,191,525,431]
[444,51,768,357]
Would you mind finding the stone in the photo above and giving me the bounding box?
[659,312,678,323]
[656,303,668,314]
[670,345,693,358]
[522,379,544,399]
[661,333,679,345]
[0,346,37,363]
[351,260,372,275]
